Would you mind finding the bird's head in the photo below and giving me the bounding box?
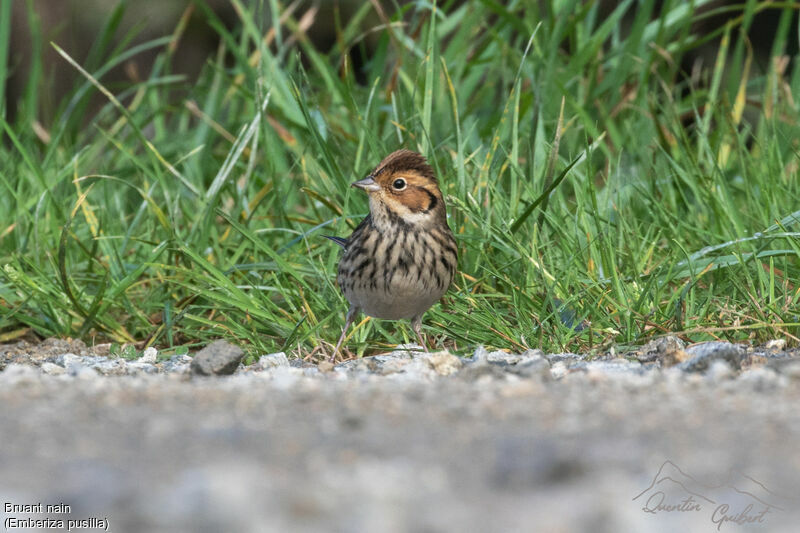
[351,149,446,227]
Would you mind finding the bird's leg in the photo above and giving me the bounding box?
[411,316,429,352]
[331,306,359,363]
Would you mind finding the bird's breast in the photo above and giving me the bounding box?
[336,224,456,320]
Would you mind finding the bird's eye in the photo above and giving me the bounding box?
[392,178,406,190]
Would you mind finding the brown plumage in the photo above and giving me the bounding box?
[326,149,457,361]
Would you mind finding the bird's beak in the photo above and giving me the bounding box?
[351,176,381,193]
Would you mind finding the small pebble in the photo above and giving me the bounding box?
[766,339,787,351]
[190,340,244,376]
[679,342,746,372]
[139,347,158,364]
[636,336,685,363]
[510,356,552,380]
[41,362,66,375]
[545,353,581,364]
[258,352,290,369]
[425,351,463,376]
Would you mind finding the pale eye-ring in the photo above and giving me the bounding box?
[392,178,406,190]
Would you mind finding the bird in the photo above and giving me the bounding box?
[325,149,458,361]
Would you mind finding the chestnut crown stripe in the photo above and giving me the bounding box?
[371,149,437,182]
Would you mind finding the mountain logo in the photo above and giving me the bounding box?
[634,460,783,530]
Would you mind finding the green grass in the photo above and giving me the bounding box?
[1,0,799,360]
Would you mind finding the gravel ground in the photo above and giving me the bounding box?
[1,337,799,533]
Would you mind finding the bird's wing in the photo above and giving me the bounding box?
[324,214,372,249]
[323,235,348,248]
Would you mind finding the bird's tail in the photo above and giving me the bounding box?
[323,235,348,248]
